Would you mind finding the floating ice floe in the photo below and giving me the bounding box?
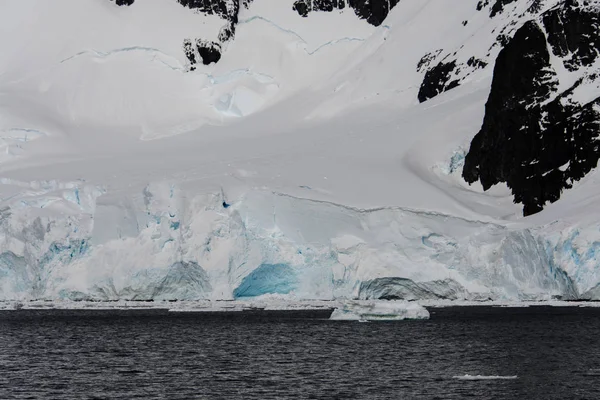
[453,375,518,380]
[329,300,429,321]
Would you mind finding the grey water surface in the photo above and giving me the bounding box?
[0,306,599,399]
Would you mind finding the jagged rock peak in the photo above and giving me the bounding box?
[463,0,600,216]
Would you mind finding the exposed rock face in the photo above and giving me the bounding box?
[293,0,315,18]
[196,39,222,65]
[107,0,600,217]
[176,0,242,22]
[111,0,135,5]
[292,0,399,26]
[348,0,400,26]
[112,0,401,69]
[111,0,251,68]
[417,56,488,104]
[489,0,518,17]
[183,39,198,67]
[543,0,600,71]
[417,61,459,103]
[176,0,247,69]
[183,39,222,68]
[463,1,600,216]
[417,0,553,105]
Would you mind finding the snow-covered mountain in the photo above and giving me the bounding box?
[0,0,599,301]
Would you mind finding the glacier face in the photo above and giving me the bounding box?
[0,181,587,301]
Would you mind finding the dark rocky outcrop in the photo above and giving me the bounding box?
[293,0,347,16]
[417,61,459,103]
[463,2,600,216]
[477,0,520,17]
[183,39,197,67]
[112,0,401,68]
[542,0,600,71]
[292,0,398,26]
[466,56,488,69]
[292,0,312,17]
[111,0,135,5]
[489,0,517,17]
[417,50,443,72]
[183,39,221,69]
[110,0,252,68]
[177,0,239,22]
[476,0,489,11]
[196,39,222,65]
[348,0,400,26]
[177,0,251,69]
[416,56,486,104]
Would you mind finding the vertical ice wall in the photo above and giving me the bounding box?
[0,182,582,301]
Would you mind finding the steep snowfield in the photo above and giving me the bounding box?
[0,0,598,301]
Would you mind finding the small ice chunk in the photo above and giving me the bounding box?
[329,300,429,321]
[453,375,517,380]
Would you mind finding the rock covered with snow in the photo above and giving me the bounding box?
[292,0,400,26]
[111,0,135,5]
[110,0,398,69]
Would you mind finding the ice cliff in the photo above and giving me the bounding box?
[0,181,588,301]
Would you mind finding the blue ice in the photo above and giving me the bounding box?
[233,263,298,298]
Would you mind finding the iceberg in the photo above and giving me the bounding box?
[329,300,430,321]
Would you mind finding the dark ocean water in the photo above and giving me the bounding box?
[1,306,599,399]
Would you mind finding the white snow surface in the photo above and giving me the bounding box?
[0,0,599,301]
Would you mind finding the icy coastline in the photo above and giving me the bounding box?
[3,298,600,313]
[0,299,430,321]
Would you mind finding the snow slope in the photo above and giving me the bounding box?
[0,0,599,301]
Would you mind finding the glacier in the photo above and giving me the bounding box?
[0,181,591,301]
[1,0,600,303]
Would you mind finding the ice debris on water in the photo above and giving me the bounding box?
[329,300,430,321]
[452,375,517,380]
